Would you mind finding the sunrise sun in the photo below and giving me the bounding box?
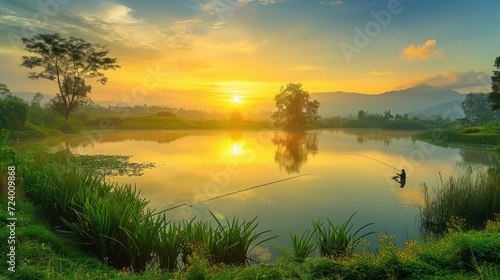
[231,96,243,103]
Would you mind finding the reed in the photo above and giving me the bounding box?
[313,212,375,258]
[155,219,183,271]
[211,213,276,265]
[62,183,151,270]
[289,229,316,262]
[181,213,276,266]
[419,169,500,237]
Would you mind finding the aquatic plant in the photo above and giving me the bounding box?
[155,219,183,271]
[289,229,316,262]
[313,212,375,258]
[181,213,276,266]
[419,169,500,237]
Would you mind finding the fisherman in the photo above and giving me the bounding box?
[398,169,406,188]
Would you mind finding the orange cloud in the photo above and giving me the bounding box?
[402,39,444,61]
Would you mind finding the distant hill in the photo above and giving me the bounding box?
[312,84,465,117]
[406,100,464,119]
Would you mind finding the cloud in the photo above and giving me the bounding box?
[0,0,202,52]
[402,39,444,61]
[84,2,140,24]
[416,70,491,91]
[197,0,284,18]
[319,0,344,6]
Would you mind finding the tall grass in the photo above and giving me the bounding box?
[289,229,316,262]
[17,148,276,272]
[419,169,500,237]
[155,219,183,271]
[313,212,376,258]
[181,212,276,266]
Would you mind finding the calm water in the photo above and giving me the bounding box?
[16,129,498,261]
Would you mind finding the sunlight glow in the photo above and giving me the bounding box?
[232,143,241,155]
[232,96,243,103]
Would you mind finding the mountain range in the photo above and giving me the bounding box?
[312,84,466,118]
[11,83,467,120]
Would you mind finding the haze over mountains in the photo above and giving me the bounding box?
[312,84,466,118]
[12,83,467,120]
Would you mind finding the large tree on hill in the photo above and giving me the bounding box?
[490,56,500,111]
[20,33,120,127]
[272,83,321,129]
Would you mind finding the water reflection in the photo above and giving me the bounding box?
[272,131,319,174]
[458,148,500,169]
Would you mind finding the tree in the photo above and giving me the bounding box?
[462,93,497,125]
[489,56,500,111]
[0,83,10,96]
[271,83,321,129]
[0,84,29,129]
[228,110,244,125]
[20,33,120,127]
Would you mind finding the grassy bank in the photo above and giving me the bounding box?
[1,133,499,279]
[1,196,499,279]
[413,123,500,149]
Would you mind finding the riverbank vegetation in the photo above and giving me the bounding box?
[1,130,499,279]
[413,121,500,150]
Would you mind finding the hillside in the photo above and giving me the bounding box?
[313,84,465,117]
[407,100,464,119]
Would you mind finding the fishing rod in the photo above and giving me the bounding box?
[153,173,308,216]
[332,152,400,171]
[346,153,400,171]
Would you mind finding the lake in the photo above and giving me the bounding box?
[16,129,498,261]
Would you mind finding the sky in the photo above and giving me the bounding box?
[0,0,499,110]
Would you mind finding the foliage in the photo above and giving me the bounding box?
[181,212,276,266]
[0,83,29,130]
[414,128,500,147]
[289,229,316,262]
[313,212,376,258]
[419,170,500,237]
[20,33,120,126]
[228,110,244,125]
[271,83,321,129]
[489,56,500,111]
[155,220,183,271]
[462,92,499,124]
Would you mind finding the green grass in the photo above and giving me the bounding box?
[413,124,500,148]
[420,170,500,237]
[313,212,376,258]
[0,199,120,280]
[289,229,316,262]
